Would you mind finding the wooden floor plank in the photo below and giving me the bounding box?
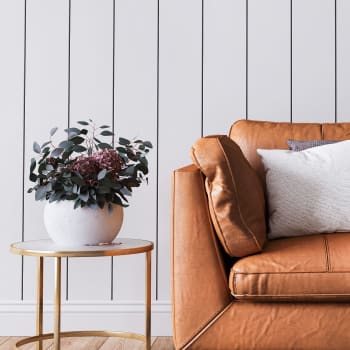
[46,336,107,350]
[152,337,175,350]
[0,337,53,350]
[98,336,157,350]
[0,337,173,350]
[0,338,8,346]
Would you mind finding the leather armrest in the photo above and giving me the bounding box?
[172,164,233,350]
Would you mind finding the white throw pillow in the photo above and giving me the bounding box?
[257,140,350,239]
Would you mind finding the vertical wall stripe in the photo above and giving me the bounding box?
[246,0,248,119]
[291,0,293,122]
[335,0,337,122]
[201,0,204,137]
[66,0,72,301]
[111,0,116,301]
[156,0,160,301]
[67,0,71,128]
[21,0,27,301]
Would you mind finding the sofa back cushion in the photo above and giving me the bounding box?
[191,135,266,257]
[229,120,322,183]
[229,120,350,183]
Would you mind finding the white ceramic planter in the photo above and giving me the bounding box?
[44,201,123,246]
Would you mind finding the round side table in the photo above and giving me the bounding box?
[10,238,153,350]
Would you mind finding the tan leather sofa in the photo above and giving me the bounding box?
[172,120,350,350]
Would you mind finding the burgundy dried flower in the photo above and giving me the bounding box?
[92,149,124,173]
[69,156,100,178]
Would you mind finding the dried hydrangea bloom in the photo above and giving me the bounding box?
[92,149,124,173]
[69,156,100,178]
[69,149,124,186]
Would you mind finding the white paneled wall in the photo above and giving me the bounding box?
[248,0,291,121]
[23,0,69,302]
[0,0,349,336]
[338,0,350,122]
[113,0,158,301]
[0,0,23,301]
[158,0,202,301]
[68,0,114,301]
[292,0,335,122]
[203,0,246,134]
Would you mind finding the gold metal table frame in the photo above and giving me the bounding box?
[10,238,153,350]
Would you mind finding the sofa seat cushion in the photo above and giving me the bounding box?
[230,233,350,301]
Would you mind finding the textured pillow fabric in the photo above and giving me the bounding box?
[257,140,350,239]
[287,139,338,151]
[191,135,266,257]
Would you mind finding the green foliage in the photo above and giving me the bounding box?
[28,119,152,209]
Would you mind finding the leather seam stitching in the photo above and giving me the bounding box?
[233,272,237,295]
[182,302,233,350]
[323,236,329,271]
[325,235,331,272]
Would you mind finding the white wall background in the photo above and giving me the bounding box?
[0,0,349,336]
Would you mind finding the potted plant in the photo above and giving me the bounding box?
[28,119,152,246]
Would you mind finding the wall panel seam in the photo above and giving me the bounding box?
[66,0,72,302]
[111,0,116,302]
[156,0,160,301]
[335,0,337,123]
[21,0,28,302]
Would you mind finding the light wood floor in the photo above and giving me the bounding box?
[0,337,174,350]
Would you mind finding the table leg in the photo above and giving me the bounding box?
[145,251,151,350]
[36,257,44,350]
[54,257,61,350]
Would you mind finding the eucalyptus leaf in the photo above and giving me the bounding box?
[74,199,81,209]
[119,137,130,145]
[33,142,41,154]
[144,141,153,148]
[73,145,87,152]
[98,143,112,149]
[41,141,51,148]
[50,127,58,136]
[51,148,64,158]
[46,164,54,171]
[30,158,36,173]
[98,169,107,180]
[29,173,37,182]
[77,121,89,125]
[79,192,89,202]
[58,140,74,149]
[100,130,114,136]
[70,136,85,145]
[35,186,47,200]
